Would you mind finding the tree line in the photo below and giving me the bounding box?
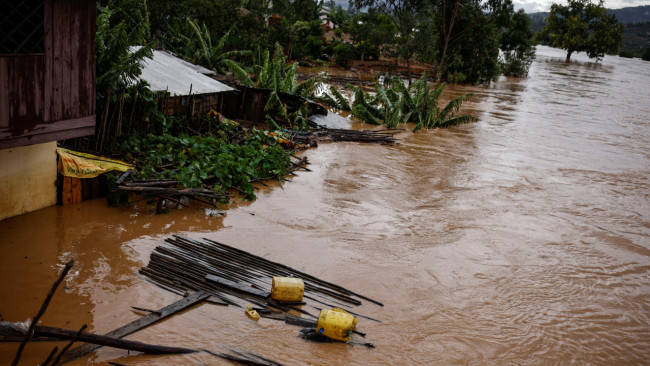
[102,0,537,84]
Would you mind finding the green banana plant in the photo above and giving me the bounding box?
[319,72,476,131]
[227,44,324,131]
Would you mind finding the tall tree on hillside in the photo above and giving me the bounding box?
[539,0,624,61]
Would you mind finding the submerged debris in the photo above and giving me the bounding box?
[297,120,401,145]
[2,261,285,366]
[313,127,401,145]
[299,328,375,349]
[140,235,383,311]
[205,348,286,366]
[139,235,382,349]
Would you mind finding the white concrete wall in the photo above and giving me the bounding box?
[0,142,58,221]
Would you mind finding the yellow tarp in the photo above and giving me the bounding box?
[57,147,133,178]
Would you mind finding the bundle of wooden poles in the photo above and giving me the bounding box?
[139,235,383,323]
[294,123,401,145]
[290,128,400,145]
[315,128,400,145]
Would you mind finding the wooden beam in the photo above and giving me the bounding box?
[62,177,72,205]
[1,323,196,355]
[0,116,95,149]
[58,291,212,364]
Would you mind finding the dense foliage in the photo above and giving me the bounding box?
[538,0,624,61]
[121,118,291,200]
[83,3,158,153]
[106,0,536,84]
[500,9,536,77]
[351,0,537,83]
[530,6,650,58]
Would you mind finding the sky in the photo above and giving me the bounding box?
[505,0,649,12]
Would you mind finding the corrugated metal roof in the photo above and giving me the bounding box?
[134,47,234,95]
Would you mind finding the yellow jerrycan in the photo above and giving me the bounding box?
[316,308,358,342]
[271,277,304,301]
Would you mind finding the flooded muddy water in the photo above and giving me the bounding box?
[1,46,649,365]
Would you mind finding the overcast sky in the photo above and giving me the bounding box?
[512,0,650,12]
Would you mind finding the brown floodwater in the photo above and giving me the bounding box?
[1,46,649,365]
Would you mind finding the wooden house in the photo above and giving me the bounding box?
[0,0,96,220]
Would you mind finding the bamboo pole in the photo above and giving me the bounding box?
[1,323,196,355]
[50,324,87,365]
[11,260,74,366]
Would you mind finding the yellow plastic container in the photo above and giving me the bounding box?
[316,308,358,342]
[245,303,260,321]
[271,277,304,301]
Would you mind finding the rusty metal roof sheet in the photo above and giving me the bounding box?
[134,48,234,95]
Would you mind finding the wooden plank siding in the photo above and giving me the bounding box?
[0,0,96,150]
[0,56,45,128]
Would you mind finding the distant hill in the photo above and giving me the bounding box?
[529,5,650,57]
[610,5,650,23]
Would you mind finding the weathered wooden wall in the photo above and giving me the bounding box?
[0,0,96,149]
[162,92,239,121]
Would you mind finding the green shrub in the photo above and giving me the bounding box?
[619,50,635,58]
[334,43,357,69]
[642,48,650,61]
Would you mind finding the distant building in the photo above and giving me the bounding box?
[0,1,96,220]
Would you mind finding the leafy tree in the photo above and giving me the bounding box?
[292,0,322,21]
[350,0,429,84]
[237,0,274,51]
[434,0,504,84]
[333,43,357,68]
[147,0,240,39]
[643,47,650,61]
[96,5,152,95]
[349,10,397,61]
[94,2,155,152]
[618,50,634,58]
[290,20,325,60]
[500,9,536,77]
[539,0,624,61]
